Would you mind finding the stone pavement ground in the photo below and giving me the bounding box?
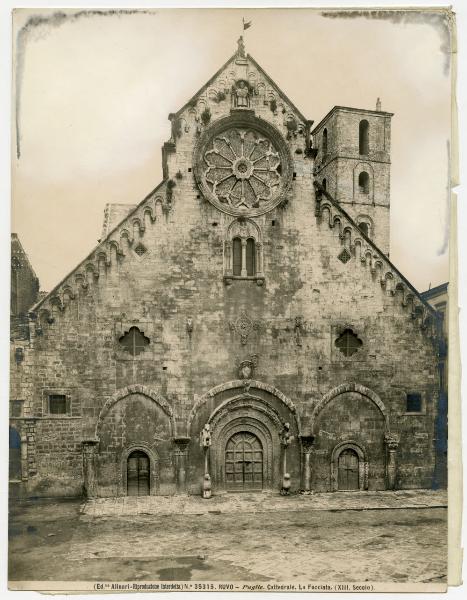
[82,488,447,516]
[9,491,447,585]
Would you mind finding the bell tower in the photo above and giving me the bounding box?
[312,102,393,256]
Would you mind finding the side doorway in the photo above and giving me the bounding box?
[127,450,150,496]
[337,448,360,490]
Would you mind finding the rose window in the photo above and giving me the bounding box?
[194,115,292,217]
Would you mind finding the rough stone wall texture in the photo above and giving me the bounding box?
[9,52,440,497]
[97,393,175,496]
[312,392,386,492]
[101,203,136,239]
[313,109,391,255]
[11,234,40,340]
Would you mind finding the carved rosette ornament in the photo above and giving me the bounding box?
[229,311,261,345]
[194,114,292,217]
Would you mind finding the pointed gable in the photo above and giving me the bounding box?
[172,42,310,134]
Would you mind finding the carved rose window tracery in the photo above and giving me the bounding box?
[194,115,292,217]
[204,127,281,211]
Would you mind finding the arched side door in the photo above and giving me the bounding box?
[338,448,359,490]
[127,450,150,496]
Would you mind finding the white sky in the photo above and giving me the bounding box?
[11,7,452,292]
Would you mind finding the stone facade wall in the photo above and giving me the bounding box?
[11,234,40,341]
[312,108,391,255]
[10,51,440,498]
[97,392,175,496]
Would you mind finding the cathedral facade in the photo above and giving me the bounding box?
[9,40,442,498]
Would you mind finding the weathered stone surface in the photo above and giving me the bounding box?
[9,45,441,498]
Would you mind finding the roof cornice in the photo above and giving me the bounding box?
[312,105,394,135]
[313,180,438,320]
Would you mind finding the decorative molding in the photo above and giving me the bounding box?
[238,356,256,380]
[299,435,315,454]
[95,385,175,438]
[330,440,368,491]
[187,379,300,436]
[314,180,439,340]
[384,432,400,450]
[311,382,389,434]
[29,180,172,330]
[229,311,262,345]
[211,413,275,491]
[338,248,351,264]
[208,394,286,433]
[119,443,160,497]
[193,113,293,217]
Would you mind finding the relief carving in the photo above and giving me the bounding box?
[194,114,293,218]
[232,80,250,108]
[229,312,262,345]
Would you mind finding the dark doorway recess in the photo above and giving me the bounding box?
[338,448,359,490]
[127,450,150,496]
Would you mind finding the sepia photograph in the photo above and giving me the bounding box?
[6,3,460,593]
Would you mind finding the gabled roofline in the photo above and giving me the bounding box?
[312,105,394,135]
[173,52,238,119]
[30,179,167,314]
[246,54,309,125]
[11,233,40,282]
[173,51,309,125]
[314,181,438,318]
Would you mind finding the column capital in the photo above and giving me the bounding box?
[82,438,99,448]
[173,436,191,450]
[299,434,315,453]
[384,432,399,450]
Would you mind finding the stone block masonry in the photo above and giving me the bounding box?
[10,41,442,499]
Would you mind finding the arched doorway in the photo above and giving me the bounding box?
[338,448,359,490]
[312,384,387,492]
[127,450,150,496]
[225,431,263,491]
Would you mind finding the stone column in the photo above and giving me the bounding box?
[82,439,99,499]
[299,435,314,494]
[240,239,247,277]
[173,437,190,493]
[225,241,232,276]
[384,433,399,491]
[200,424,212,498]
[255,242,263,276]
[280,423,293,495]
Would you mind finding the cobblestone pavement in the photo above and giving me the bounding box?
[83,489,447,517]
[9,492,447,584]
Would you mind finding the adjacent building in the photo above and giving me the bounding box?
[421,282,448,489]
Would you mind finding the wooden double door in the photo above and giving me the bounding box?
[127,450,150,496]
[225,431,263,491]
